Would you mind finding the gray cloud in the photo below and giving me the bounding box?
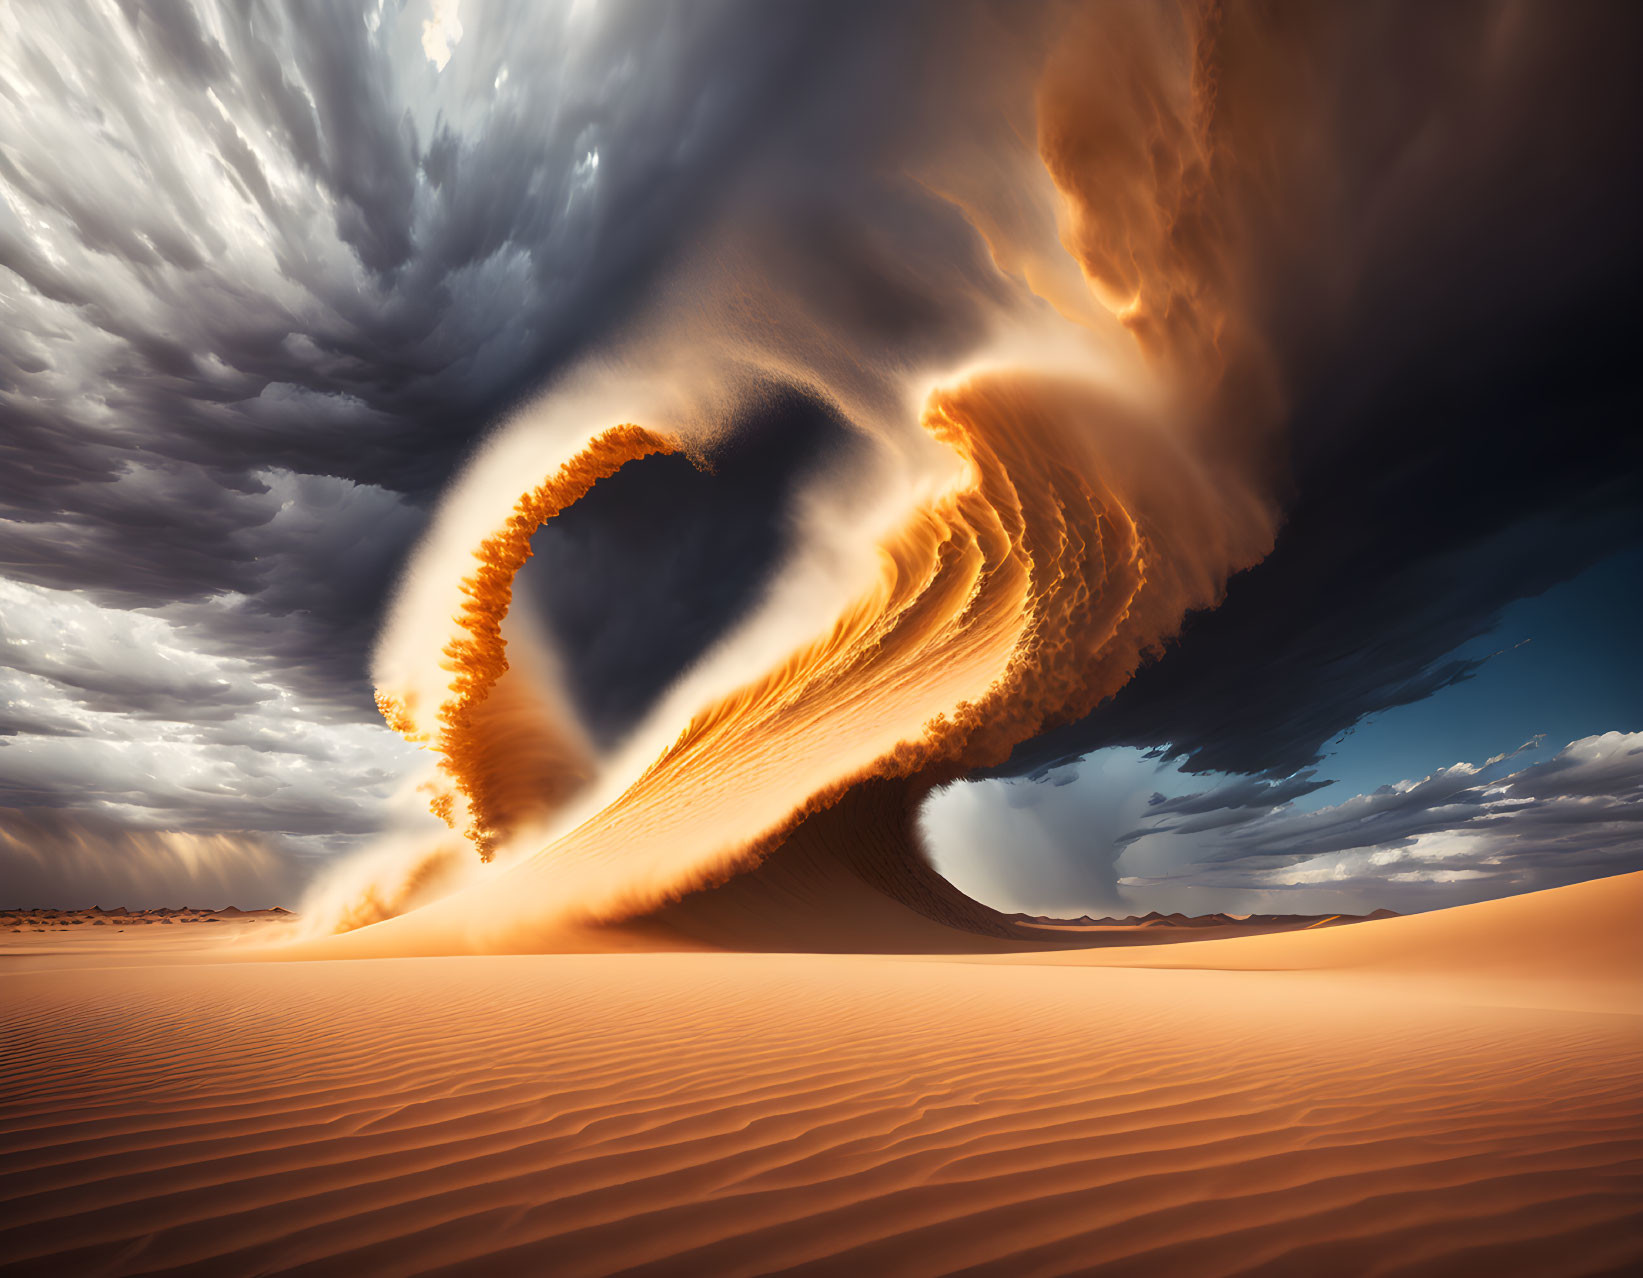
[1116,733,1643,913]
[0,806,304,909]
[923,752,1175,919]
[2,0,947,895]
[1141,771,1334,822]
[1,0,909,687]
[0,578,416,847]
[926,733,1643,918]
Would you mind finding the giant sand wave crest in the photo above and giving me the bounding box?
[301,0,1283,952]
[340,368,1268,952]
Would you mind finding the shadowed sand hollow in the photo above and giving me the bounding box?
[626,778,1042,952]
[1,872,1639,1276]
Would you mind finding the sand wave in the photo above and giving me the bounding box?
[327,360,1275,956]
[301,0,1286,949]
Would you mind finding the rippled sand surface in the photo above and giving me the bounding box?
[2,874,1638,1276]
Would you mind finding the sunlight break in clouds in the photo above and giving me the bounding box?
[422,0,464,71]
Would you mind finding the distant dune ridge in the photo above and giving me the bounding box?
[1,906,290,930]
[1,872,1638,1275]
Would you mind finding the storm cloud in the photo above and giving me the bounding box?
[993,0,1643,783]
[2,0,901,701]
[2,1,1639,908]
[928,732,1643,919]
[2,0,956,899]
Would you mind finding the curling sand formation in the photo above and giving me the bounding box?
[328,362,1277,954]
[304,1,1299,955]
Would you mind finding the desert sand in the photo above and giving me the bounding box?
[1,872,1639,1277]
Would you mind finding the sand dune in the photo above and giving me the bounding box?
[1,875,1638,1276]
[1002,872,1643,1014]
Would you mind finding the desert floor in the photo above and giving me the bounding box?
[1,873,1639,1277]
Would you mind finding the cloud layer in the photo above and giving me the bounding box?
[930,733,1643,918]
[2,1,1638,908]
[1120,733,1643,914]
[2,0,935,901]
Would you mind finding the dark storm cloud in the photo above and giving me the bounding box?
[997,0,1643,783]
[522,387,862,744]
[1140,770,1333,823]
[0,567,416,852]
[1,0,891,642]
[4,0,1639,906]
[0,732,389,836]
[0,0,1013,887]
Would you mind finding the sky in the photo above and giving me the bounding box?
[1298,548,1643,808]
[1,0,1639,915]
[928,548,1643,917]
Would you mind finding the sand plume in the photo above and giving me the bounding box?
[372,425,680,860]
[297,0,1370,950]
[303,352,1280,956]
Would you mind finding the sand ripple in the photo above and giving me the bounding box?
[2,903,1639,1277]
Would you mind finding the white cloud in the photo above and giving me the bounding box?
[421,0,464,71]
[0,579,419,846]
[924,733,1643,917]
[1116,732,1643,912]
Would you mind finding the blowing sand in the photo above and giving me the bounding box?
[1,873,1639,1276]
